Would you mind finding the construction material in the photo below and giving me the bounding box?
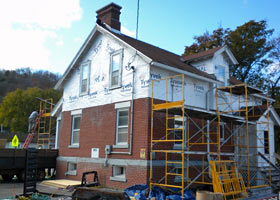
[41,179,81,188]
[73,187,130,200]
[209,160,247,199]
[81,171,99,187]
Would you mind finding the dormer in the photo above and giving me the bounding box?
[182,46,238,85]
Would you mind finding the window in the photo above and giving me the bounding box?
[219,123,225,142]
[264,131,269,154]
[116,109,129,146]
[174,167,187,182]
[110,166,126,182]
[174,116,186,147]
[66,162,77,176]
[71,115,81,146]
[110,49,123,88]
[215,65,225,82]
[80,62,90,95]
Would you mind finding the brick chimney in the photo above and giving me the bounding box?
[96,3,122,31]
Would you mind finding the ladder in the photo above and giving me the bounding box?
[23,110,44,149]
[210,160,248,200]
[23,148,38,196]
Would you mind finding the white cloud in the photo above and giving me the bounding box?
[74,37,83,43]
[121,26,136,38]
[0,0,82,72]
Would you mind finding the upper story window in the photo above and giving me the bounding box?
[110,49,123,88]
[80,62,90,95]
[215,65,225,82]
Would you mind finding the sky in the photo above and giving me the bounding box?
[0,0,279,75]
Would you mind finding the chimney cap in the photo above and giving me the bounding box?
[96,2,122,14]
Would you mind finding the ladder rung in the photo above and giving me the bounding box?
[167,173,183,176]
[167,128,183,131]
[167,161,183,164]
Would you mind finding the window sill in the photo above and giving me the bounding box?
[68,144,80,149]
[79,93,88,97]
[110,176,127,182]
[113,144,128,149]
[110,86,121,90]
[65,171,77,176]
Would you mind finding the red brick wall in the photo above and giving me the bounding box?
[56,160,148,189]
[57,98,151,188]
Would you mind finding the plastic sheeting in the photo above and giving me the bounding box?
[125,184,148,200]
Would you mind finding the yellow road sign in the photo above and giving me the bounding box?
[12,134,19,147]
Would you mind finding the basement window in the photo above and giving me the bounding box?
[65,162,77,176]
[80,62,90,95]
[110,49,123,88]
[110,166,126,182]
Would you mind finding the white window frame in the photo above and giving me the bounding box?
[173,116,187,149]
[219,122,225,142]
[80,61,91,96]
[70,115,81,148]
[215,65,225,82]
[110,165,126,182]
[109,49,123,89]
[115,108,129,147]
[65,162,77,176]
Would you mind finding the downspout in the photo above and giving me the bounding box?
[129,66,135,155]
[206,85,212,175]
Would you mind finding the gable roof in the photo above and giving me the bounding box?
[182,46,223,62]
[55,24,218,89]
[105,26,216,80]
[182,45,238,65]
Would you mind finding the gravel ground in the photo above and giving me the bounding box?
[0,180,72,199]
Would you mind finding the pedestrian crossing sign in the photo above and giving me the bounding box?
[12,134,19,147]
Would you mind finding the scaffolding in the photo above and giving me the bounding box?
[37,98,53,149]
[150,74,271,199]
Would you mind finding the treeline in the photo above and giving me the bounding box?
[0,68,61,103]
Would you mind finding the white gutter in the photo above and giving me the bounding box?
[252,93,275,103]
[151,61,219,84]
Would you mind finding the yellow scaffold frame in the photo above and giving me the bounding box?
[37,98,53,149]
[216,83,271,189]
[150,74,271,199]
[150,74,185,198]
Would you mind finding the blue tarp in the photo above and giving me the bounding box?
[166,189,195,200]
[148,186,166,200]
[125,184,148,200]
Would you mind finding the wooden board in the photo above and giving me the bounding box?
[41,179,81,188]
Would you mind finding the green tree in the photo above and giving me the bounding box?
[183,20,274,87]
[0,68,61,103]
[267,34,280,100]
[0,87,62,133]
